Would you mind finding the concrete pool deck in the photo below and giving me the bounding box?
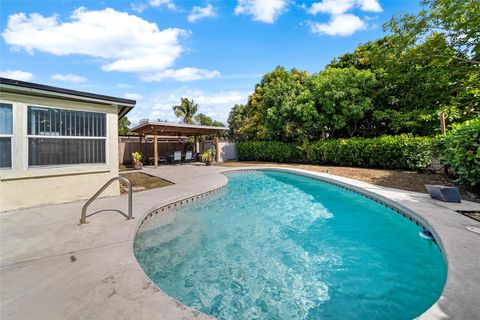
[1,165,479,319]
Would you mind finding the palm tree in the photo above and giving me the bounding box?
[172,98,198,124]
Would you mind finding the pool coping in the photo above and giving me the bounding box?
[133,166,480,320]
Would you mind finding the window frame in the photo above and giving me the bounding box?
[0,101,15,171]
[25,104,109,169]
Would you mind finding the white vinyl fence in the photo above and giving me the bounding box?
[218,141,237,162]
[200,140,237,162]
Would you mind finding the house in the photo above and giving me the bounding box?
[0,78,135,211]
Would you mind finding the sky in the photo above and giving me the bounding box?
[0,0,420,126]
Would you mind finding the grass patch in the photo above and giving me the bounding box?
[119,172,172,193]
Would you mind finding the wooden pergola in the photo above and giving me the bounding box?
[131,121,229,167]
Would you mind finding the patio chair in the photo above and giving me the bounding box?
[185,151,193,163]
[173,151,182,165]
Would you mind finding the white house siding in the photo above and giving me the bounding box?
[0,92,120,211]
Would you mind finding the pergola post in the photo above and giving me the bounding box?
[154,129,158,168]
[194,135,198,153]
[138,134,143,160]
[214,136,219,162]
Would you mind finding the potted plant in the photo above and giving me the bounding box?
[201,148,215,166]
[132,152,143,170]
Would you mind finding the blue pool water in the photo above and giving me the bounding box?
[134,170,446,319]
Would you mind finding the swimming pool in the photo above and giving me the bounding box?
[134,170,446,319]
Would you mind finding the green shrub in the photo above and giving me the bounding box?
[237,141,303,163]
[238,135,434,171]
[437,117,480,187]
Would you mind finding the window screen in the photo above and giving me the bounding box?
[28,107,106,137]
[27,106,107,166]
[0,103,13,168]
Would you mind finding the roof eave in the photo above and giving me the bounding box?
[131,122,229,132]
[0,77,136,118]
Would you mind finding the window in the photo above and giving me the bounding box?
[0,103,13,168]
[27,106,107,166]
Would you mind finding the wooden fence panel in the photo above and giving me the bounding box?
[119,137,190,164]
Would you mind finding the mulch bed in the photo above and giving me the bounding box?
[456,211,480,222]
[119,172,172,194]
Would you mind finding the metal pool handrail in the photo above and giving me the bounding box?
[80,176,133,224]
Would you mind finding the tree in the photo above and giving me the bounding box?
[195,113,224,127]
[231,66,377,141]
[383,0,480,130]
[328,33,479,135]
[194,113,226,140]
[227,104,248,141]
[118,116,131,136]
[227,0,478,141]
[307,67,378,138]
[385,0,480,65]
[240,66,317,142]
[172,98,198,124]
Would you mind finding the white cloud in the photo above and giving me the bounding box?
[358,0,382,12]
[0,69,33,81]
[140,67,221,82]
[306,0,381,36]
[117,83,136,89]
[2,7,188,73]
[130,2,148,13]
[129,89,248,124]
[149,0,176,10]
[124,93,143,100]
[310,14,366,36]
[51,73,86,83]
[308,0,354,15]
[234,0,288,23]
[188,4,217,23]
[308,0,382,15]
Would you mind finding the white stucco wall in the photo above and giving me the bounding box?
[0,92,120,211]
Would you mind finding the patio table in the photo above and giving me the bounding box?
[166,154,186,164]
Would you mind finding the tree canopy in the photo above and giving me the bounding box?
[173,98,199,124]
[228,0,479,142]
[118,116,131,136]
[195,113,224,127]
[385,0,479,65]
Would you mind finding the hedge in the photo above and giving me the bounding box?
[436,117,480,187]
[237,135,435,171]
[237,140,303,163]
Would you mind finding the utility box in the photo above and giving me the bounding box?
[425,185,462,203]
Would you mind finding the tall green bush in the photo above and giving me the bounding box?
[437,117,480,187]
[237,135,434,171]
[237,141,303,163]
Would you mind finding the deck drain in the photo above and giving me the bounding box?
[465,226,480,235]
